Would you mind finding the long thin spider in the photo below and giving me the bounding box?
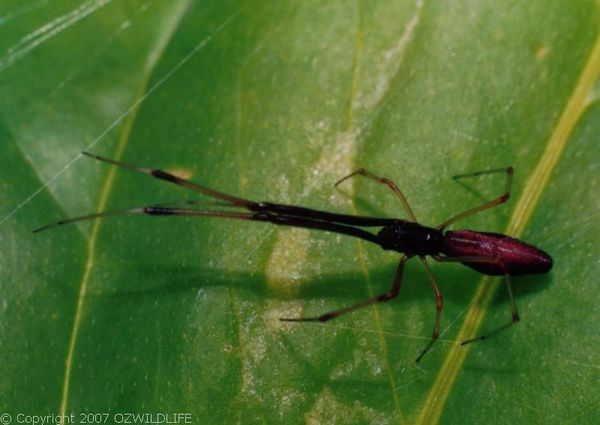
[34,154,552,362]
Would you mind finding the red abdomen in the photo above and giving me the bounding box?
[443,230,553,276]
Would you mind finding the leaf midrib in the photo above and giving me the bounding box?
[58,2,193,415]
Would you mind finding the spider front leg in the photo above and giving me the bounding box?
[438,167,513,230]
[335,168,418,222]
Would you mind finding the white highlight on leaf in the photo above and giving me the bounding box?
[330,345,384,380]
[355,0,425,112]
[307,388,390,425]
[265,228,311,294]
[262,300,303,331]
[302,128,358,200]
[0,0,52,27]
[262,0,427,309]
[0,0,114,72]
[0,4,242,226]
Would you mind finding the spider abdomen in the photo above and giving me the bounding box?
[443,230,553,275]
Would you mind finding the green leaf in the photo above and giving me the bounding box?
[2,1,599,424]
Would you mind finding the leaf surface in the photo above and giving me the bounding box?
[1,1,599,424]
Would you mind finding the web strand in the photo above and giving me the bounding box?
[0,6,243,227]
